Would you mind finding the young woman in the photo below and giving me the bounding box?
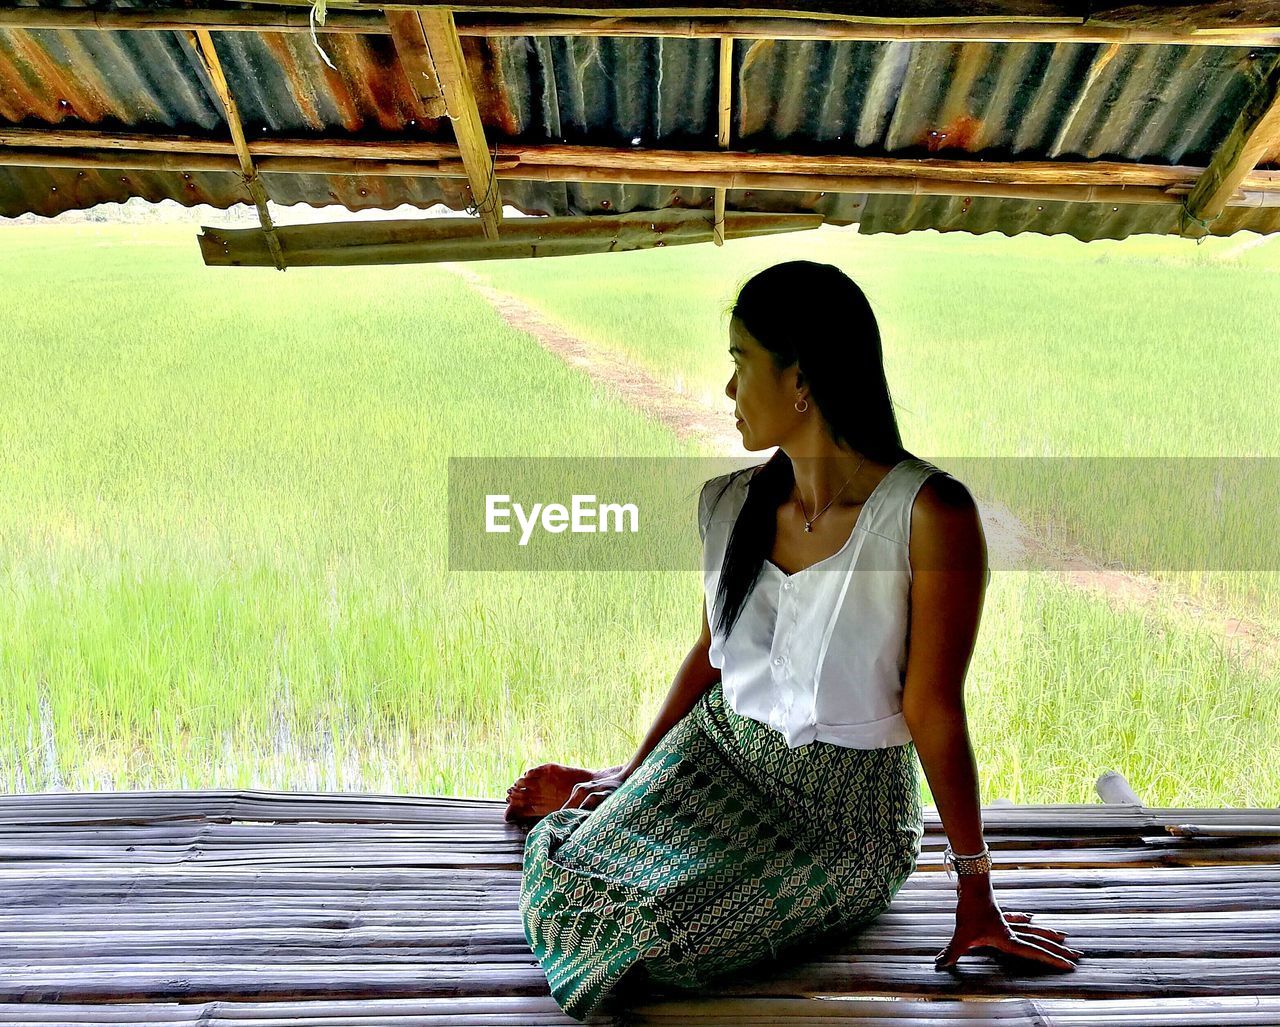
[506,260,1082,1020]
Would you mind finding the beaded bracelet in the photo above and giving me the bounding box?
[943,843,992,880]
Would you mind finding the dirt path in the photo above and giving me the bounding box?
[444,263,750,457]
[443,262,1279,673]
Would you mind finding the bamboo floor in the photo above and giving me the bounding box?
[0,787,1277,1026]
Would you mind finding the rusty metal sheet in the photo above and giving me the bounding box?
[1,11,1278,240]
[0,162,735,219]
[856,192,1280,239]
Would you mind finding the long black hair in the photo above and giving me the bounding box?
[710,260,906,642]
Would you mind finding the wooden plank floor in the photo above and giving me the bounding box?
[0,790,1277,1026]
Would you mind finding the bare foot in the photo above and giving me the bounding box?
[505,763,620,824]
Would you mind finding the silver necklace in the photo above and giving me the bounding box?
[796,457,866,532]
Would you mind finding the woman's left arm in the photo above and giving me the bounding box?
[901,475,1081,972]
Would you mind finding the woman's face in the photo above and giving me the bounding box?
[725,316,803,451]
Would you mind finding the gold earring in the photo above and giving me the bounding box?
[794,398,809,413]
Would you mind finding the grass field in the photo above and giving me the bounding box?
[476,226,1280,618]
[1,220,1277,806]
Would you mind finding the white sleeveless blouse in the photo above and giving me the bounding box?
[699,457,946,750]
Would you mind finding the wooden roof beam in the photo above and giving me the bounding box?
[2,129,1280,195]
[1182,53,1280,236]
[2,128,1280,194]
[351,0,1280,34]
[450,12,1280,45]
[712,35,732,247]
[5,127,1279,195]
[7,6,1280,45]
[411,8,502,240]
[8,144,1280,211]
[198,209,823,267]
[187,28,286,270]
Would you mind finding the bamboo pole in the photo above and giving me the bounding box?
[0,148,246,173]
[712,35,733,246]
[0,147,1259,209]
[5,5,1280,46]
[0,5,389,32]
[186,29,287,270]
[5,127,1280,193]
[1167,824,1280,838]
[198,209,823,266]
[4,145,1273,209]
[4,786,1280,827]
[447,12,1280,45]
[164,0,1280,43]
[417,8,502,240]
[1183,53,1280,236]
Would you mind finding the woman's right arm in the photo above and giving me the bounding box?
[619,602,721,777]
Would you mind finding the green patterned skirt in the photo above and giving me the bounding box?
[519,680,924,1021]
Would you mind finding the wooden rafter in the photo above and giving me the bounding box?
[4,128,1279,197]
[186,29,286,270]
[386,11,447,119]
[1182,53,1280,236]
[8,142,1280,214]
[216,0,1280,35]
[712,35,733,247]
[6,6,1280,46]
[413,8,502,240]
[450,12,1280,44]
[198,209,823,267]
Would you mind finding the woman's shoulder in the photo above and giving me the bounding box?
[904,457,971,504]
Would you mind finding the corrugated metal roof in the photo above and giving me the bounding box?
[2,10,1278,239]
[856,192,1280,240]
[735,38,1268,165]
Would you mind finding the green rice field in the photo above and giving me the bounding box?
[1,220,1277,806]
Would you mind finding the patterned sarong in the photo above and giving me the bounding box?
[519,680,923,1021]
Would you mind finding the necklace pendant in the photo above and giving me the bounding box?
[804,522,814,533]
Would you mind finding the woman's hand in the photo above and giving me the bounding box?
[560,764,632,813]
[936,885,1083,971]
